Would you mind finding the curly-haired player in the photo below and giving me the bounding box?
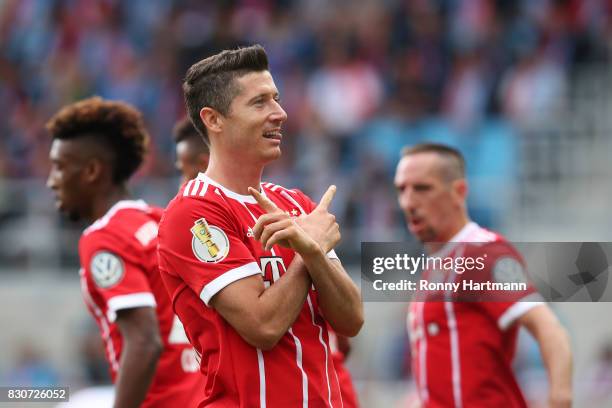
[46,97,204,408]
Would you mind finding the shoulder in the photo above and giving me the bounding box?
[163,182,236,226]
[463,228,527,283]
[80,201,160,258]
[159,184,242,254]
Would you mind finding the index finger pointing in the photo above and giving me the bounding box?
[249,186,280,213]
[315,185,337,211]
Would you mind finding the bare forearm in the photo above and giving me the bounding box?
[536,323,573,406]
[302,250,363,337]
[114,340,161,408]
[260,256,311,330]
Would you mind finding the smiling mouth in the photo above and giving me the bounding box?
[263,130,282,140]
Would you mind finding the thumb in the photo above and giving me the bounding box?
[315,185,337,211]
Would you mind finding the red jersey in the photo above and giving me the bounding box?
[328,330,359,408]
[157,174,344,407]
[79,200,204,408]
[408,222,543,408]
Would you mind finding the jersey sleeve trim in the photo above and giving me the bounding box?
[107,292,157,322]
[327,249,339,260]
[497,295,545,330]
[200,261,262,306]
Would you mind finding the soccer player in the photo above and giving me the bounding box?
[171,112,361,407]
[46,97,203,408]
[157,45,364,407]
[394,143,573,408]
[173,116,210,183]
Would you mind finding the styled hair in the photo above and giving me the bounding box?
[46,96,149,184]
[183,44,269,144]
[172,116,210,154]
[401,143,465,181]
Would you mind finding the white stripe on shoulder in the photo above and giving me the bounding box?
[198,181,209,196]
[190,179,201,196]
[183,180,195,197]
[84,200,149,235]
[200,262,261,306]
[181,179,210,198]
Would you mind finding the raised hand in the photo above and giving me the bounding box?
[295,185,341,254]
[249,187,318,255]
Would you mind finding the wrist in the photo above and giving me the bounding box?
[299,242,326,261]
[549,387,572,405]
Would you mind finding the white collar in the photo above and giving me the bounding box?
[196,173,266,204]
[431,221,479,257]
[84,199,148,235]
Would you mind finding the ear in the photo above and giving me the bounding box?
[82,158,104,184]
[453,178,468,201]
[200,107,223,135]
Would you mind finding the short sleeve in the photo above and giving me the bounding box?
[80,232,156,322]
[474,242,544,330]
[157,198,262,307]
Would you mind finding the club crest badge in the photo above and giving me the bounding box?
[493,257,527,284]
[90,251,125,288]
[191,218,229,263]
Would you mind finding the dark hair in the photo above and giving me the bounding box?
[46,96,149,184]
[172,117,210,153]
[183,44,269,144]
[401,143,465,181]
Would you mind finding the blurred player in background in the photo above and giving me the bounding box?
[394,143,572,408]
[46,97,203,408]
[157,44,363,406]
[173,116,210,183]
[172,107,360,407]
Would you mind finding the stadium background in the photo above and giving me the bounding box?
[1,0,612,406]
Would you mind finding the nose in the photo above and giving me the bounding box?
[399,189,417,213]
[270,100,287,123]
[46,171,56,190]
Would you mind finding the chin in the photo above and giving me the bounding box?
[67,210,82,222]
[261,148,282,163]
[59,205,81,222]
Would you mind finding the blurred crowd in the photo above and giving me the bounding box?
[3,2,612,403]
[1,0,612,240]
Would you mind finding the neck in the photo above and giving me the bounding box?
[205,153,265,195]
[88,185,131,223]
[424,213,471,254]
[441,214,471,243]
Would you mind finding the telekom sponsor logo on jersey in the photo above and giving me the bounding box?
[260,256,286,287]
